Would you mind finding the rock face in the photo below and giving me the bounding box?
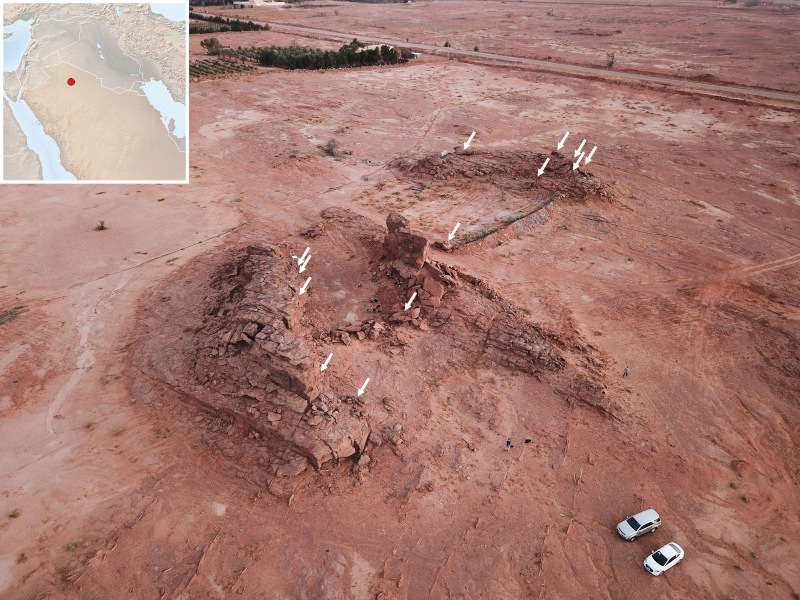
[138,243,370,471]
[383,213,429,278]
[204,243,320,401]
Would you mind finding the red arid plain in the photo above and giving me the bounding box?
[1,1,799,599]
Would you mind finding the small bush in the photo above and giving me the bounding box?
[95,220,107,231]
[113,426,126,436]
[66,539,83,551]
[324,138,340,157]
[444,41,451,48]
[741,493,752,503]
[16,553,27,563]
[474,46,479,52]
[86,421,96,430]
[9,508,21,519]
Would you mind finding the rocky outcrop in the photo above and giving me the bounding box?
[383,213,429,279]
[483,317,566,375]
[390,149,613,203]
[130,207,610,489]
[143,242,371,471]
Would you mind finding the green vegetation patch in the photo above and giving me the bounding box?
[190,58,256,78]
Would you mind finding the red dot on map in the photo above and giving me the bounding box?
[67,78,76,86]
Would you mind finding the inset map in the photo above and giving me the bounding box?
[3,3,187,182]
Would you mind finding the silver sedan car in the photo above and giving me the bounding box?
[616,509,661,541]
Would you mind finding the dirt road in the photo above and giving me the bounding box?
[193,10,800,104]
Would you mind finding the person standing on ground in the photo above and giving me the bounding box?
[623,366,629,377]
[506,438,513,451]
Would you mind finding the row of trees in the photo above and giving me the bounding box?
[257,39,404,70]
[190,22,231,33]
[200,38,408,71]
[189,11,268,31]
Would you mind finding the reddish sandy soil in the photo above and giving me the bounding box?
[2,3,800,599]
[220,0,800,93]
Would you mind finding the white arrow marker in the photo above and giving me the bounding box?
[574,139,586,158]
[298,277,311,295]
[537,157,550,177]
[448,222,461,241]
[357,377,370,397]
[404,292,417,311]
[320,353,333,372]
[463,131,476,150]
[584,146,597,165]
[573,153,584,170]
[298,247,309,263]
[299,255,310,273]
[557,131,569,150]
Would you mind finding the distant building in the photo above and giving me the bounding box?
[233,0,282,6]
[359,44,394,53]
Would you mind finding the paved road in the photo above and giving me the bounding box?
[208,13,800,104]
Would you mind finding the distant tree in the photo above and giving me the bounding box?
[474,46,479,52]
[444,41,451,47]
[606,52,615,68]
[201,37,222,55]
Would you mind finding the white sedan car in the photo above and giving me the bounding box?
[644,542,685,576]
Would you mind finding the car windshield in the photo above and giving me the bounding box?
[652,551,669,566]
[626,517,641,530]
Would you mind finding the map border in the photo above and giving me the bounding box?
[1,0,189,184]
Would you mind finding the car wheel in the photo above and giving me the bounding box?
[651,527,658,533]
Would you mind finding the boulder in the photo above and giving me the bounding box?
[384,215,429,277]
[386,213,409,232]
[422,277,445,299]
[369,322,385,340]
[276,454,309,477]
